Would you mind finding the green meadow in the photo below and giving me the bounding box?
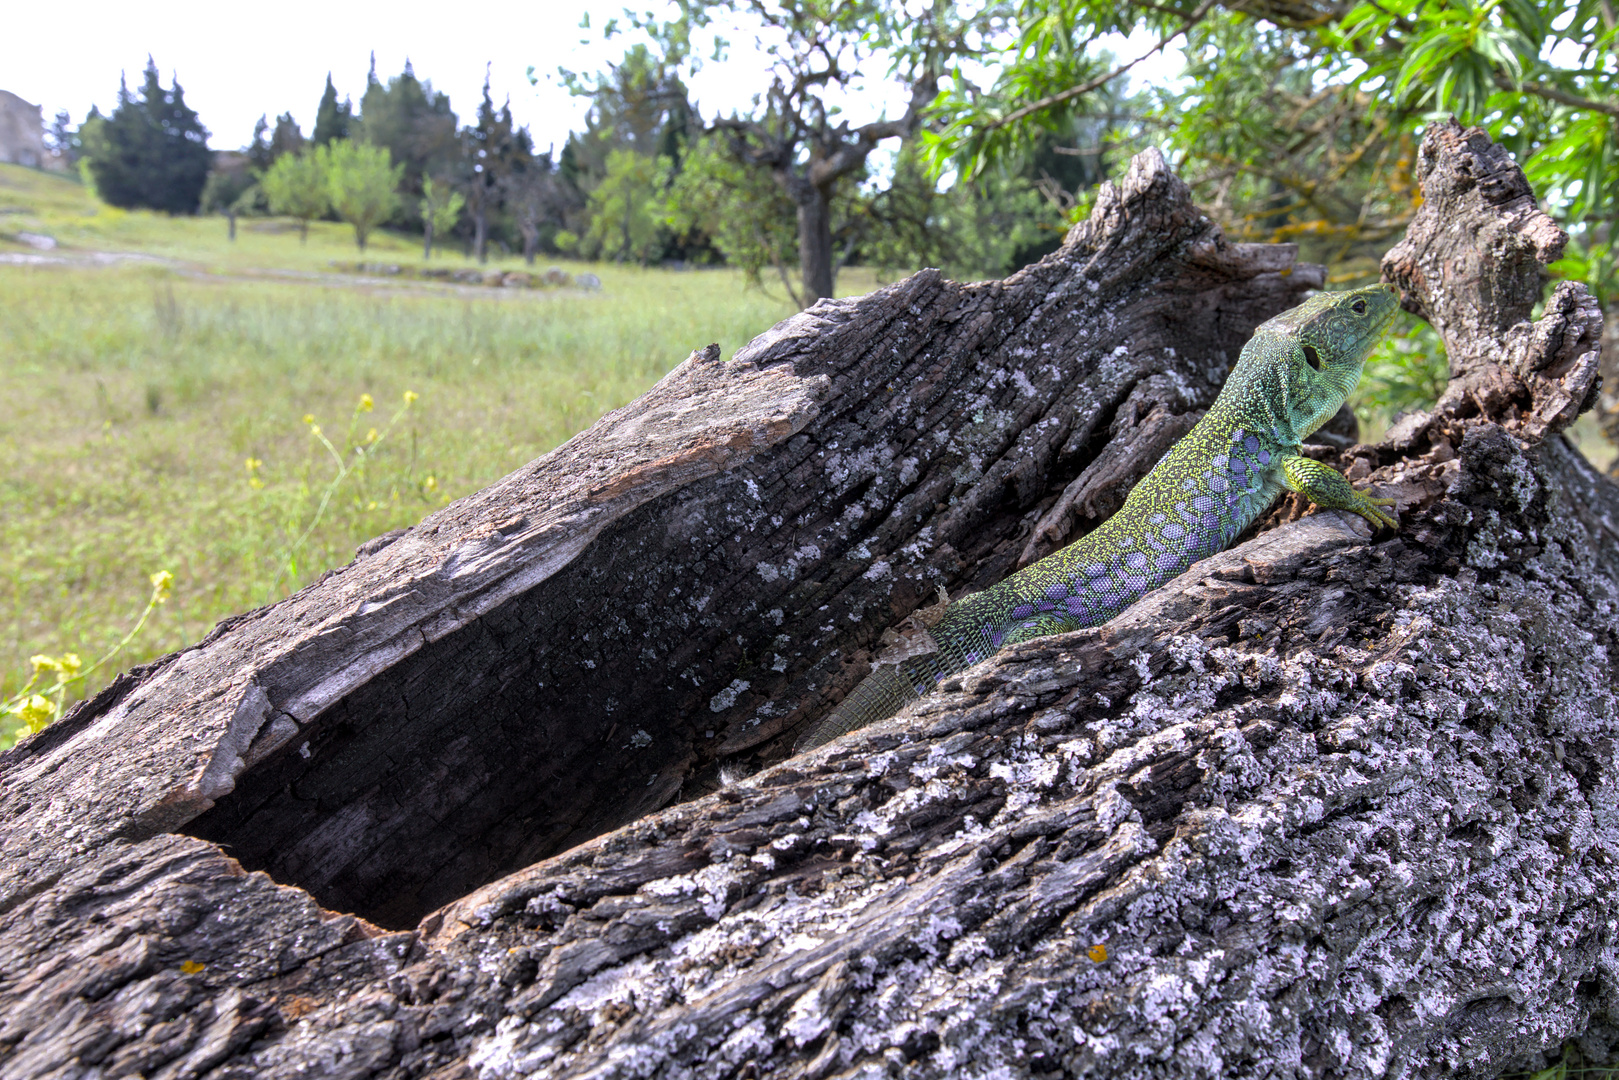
[0,163,827,744]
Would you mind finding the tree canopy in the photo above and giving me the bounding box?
[925,0,1616,295]
[322,139,403,251]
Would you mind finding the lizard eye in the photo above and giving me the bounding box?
[1302,344,1323,371]
[1351,299,1368,315]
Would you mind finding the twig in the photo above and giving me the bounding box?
[982,0,1217,132]
[1495,74,1619,119]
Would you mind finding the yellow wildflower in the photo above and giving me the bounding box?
[29,654,59,675]
[244,457,262,472]
[302,414,315,425]
[422,475,438,494]
[150,570,175,602]
[57,653,82,679]
[358,393,374,412]
[15,695,54,733]
[308,424,321,437]
[403,389,419,404]
[365,427,378,444]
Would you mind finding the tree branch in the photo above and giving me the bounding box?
[982,0,1216,133]
[1496,73,1619,119]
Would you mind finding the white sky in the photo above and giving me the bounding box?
[0,0,1182,159]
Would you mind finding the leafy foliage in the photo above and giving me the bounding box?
[260,150,330,242]
[923,0,1618,426]
[321,140,403,251]
[420,178,465,258]
[583,149,671,264]
[667,133,804,291]
[860,143,1066,281]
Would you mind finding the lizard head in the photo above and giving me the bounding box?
[1256,283,1401,440]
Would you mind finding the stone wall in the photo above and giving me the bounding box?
[0,90,49,169]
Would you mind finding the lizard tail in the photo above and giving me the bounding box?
[794,660,936,751]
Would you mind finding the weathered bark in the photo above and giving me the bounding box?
[0,124,1613,1080]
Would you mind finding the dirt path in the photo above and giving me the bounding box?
[0,247,600,301]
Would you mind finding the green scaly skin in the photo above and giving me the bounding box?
[796,284,1401,752]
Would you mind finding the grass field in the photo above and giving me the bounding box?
[0,163,833,745]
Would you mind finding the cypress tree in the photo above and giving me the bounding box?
[354,60,458,227]
[247,115,274,172]
[312,74,352,146]
[85,59,211,214]
[270,112,304,159]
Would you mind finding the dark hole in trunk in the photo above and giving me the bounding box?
[182,415,1096,930]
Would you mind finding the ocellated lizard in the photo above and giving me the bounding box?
[796,283,1401,751]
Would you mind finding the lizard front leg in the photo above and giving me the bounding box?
[1280,453,1398,531]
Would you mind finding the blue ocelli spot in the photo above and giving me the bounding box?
[1245,435,1261,453]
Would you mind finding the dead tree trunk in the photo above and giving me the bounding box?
[0,122,1612,1080]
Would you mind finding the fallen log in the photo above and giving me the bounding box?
[0,120,1612,1079]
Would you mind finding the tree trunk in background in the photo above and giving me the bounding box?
[0,123,1612,1080]
[790,177,835,305]
[522,221,538,265]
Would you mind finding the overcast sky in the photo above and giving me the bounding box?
[1,0,1179,158]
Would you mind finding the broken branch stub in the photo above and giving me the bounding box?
[1381,117,1603,441]
[1,129,1616,1080]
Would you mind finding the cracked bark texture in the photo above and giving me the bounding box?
[0,123,1614,1080]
